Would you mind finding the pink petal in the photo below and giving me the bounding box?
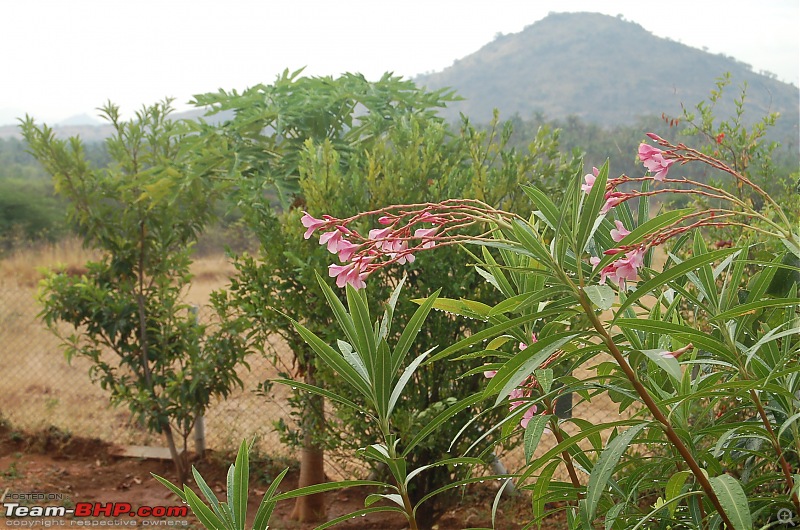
[610,220,631,242]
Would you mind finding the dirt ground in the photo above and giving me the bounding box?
[0,425,561,530]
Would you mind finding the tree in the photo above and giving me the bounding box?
[22,102,249,484]
[199,71,578,524]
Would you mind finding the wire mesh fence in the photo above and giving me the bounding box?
[0,279,296,458]
[0,276,628,483]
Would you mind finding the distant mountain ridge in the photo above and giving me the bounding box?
[416,12,798,144]
[3,12,797,145]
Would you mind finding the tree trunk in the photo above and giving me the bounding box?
[290,365,327,522]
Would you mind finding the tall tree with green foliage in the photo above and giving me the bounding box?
[22,102,249,484]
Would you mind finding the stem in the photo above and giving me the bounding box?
[577,293,737,529]
[548,414,583,497]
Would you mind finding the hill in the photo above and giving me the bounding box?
[416,12,799,145]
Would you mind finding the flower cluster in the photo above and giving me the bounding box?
[300,200,513,289]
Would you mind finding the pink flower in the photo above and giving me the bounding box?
[368,227,393,249]
[638,143,675,181]
[590,256,601,268]
[599,246,646,286]
[509,388,526,411]
[387,239,416,265]
[520,405,538,429]
[581,167,599,194]
[414,227,439,249]
[378,216,395,225]
[301,212,328,239]
[483,369,497,379]
[610,220,631,242]
[646,132,664,142]
[600,192,628,214]
[335,239,360,262]
[319,228,351,254]
[328,258,369,290]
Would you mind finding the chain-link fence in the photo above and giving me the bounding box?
[0,280,295,458]
[1,277,628,483]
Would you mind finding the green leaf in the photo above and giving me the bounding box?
[486,332,582,405]
[524,414,553,463]
[665,471,691,517]
[293,320,373,401]
[273,379,367,417]
[311,506,406,530]
[521,184,566,234]
[584,284,616,310]
[638,348,681,382]
[427,312,543,363]
[535,368,554,394]
[393,289,441,374]
[531,460,561,521]
[708,474,752,529]
[614,248,739,320]
[711,298,800,321]
[615,318,732,359]
[577,161,608,252]
[231,439,248,530]
[583,423,648,524]
[338,340,370,383]
[150,473,187,502]
[314,273,359,355]
[387,347,435,418]
[252,468,288,530]
[271,480,387,502]
[192,465,226,522]
[184,486,226,530]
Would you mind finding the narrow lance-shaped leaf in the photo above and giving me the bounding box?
[393,288,441,374]
[387,347,436,419]
[582,423,648,524]
[252,467,289,530]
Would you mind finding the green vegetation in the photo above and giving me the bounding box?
[23,102,250,484]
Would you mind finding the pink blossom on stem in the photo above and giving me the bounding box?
[328,258,370,290]
[388,239,416,265]
[335,239,360,262]
[610,220,631,242]
[483,369,497,379]
[520,405,538,429]
[581,167,600,194]
[600,192,627,214]
[319,229,346,254]
[301,212,328,239]
[638,143,675,181]
[368,227,393,249]
[414,227,439,249]
[378,215,396,225]
[645,132,665,142]
[599,246,646,286]
[590,256,601,268]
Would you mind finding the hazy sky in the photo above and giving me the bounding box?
[2,0,798,124]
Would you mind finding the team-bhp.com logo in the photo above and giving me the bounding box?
[4,501,188,519]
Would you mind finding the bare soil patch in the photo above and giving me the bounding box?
[0,426,553,529]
